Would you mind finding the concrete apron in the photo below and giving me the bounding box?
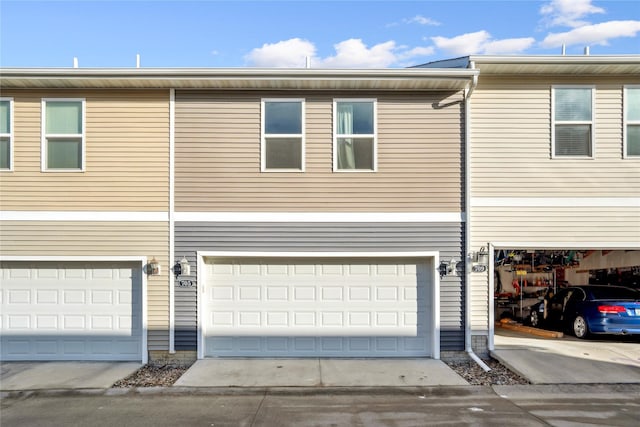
[174,359,469,388]
[0,362,142,391]
[491,330,640,384]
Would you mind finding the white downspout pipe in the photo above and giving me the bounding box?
[464,62,490,372]
[169,88,175,354]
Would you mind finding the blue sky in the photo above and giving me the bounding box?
[1,0,639,68]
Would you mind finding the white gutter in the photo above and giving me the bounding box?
[464,61,490,372]
[0,67,479,91]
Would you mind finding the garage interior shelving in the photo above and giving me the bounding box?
[494,250,640,323]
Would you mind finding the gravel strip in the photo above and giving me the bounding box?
[443,358,529,386]
[112,363,191,388]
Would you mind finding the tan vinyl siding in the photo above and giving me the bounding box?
[175,90,464,212]
[0,221,170,351]
[0,90,169,211]
[470,76,640,197]
[471,207,640,243]
[469,75,640,335]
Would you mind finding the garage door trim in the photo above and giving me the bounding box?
[197,251,441,360]
[0,255,148,364]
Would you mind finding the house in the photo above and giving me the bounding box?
[418,55,640,351]
[1,67,477,362]
[6,56,636,364]
[172,69,479,359]
[0,77,171,363]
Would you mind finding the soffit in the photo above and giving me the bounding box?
[0,68,478,91]
[469,56,640,76]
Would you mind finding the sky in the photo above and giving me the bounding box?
[1,0,639,68]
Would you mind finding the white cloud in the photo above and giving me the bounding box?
[431,31,534,56]
[398,46,436,59]
[319,39,398,68]
[245,38,433,68]
[244,38,316,68]
[386,14,441,28]
[483,38,536,55]
[540,0,605,28]
[405,15,441,26]
[541,20,640,47]
[432,31,491,56]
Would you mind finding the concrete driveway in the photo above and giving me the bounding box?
[0,362,141,391]
[492,328,640,384]
[174,358,469,388]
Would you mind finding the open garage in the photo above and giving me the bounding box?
[493,249,640,337]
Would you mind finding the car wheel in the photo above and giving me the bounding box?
[573,315,590,339]
[530,310,540,328]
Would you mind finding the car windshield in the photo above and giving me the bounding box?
[588,287,640,300]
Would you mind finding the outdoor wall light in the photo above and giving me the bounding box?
[146,257,161,276]
[439,258,458,278]
[476,247,489,266]
[173,256,191,279]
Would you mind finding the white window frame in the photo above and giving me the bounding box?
[333,98,377,172]
[41,98,86,172]
[551,86,595,159]
[624,85,640,159]
[260,98,305,172]
[0,97,14,172]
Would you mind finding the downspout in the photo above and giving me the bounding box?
[464,62,490,371]
[169,88,175,354]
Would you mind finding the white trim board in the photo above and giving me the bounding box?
[0,211,168,221]
[197,250,440,360]
[176,212,464,223]
[0,255,148,364]
[472,197,640,208]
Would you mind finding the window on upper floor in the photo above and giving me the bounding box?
[552,87,594,158]
[0,98,12,171]
[625,86,640,158]
[42,99,85,171]
[333,99,377,171]
[261,99,304,171]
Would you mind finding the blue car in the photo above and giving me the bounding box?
[528,285,640,338]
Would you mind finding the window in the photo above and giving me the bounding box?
[552,87,594,158]
[42,99,85,171]
[625,86,640,158]
[0,98,12,171]
[334,99,376,171]
[261,99,304,171]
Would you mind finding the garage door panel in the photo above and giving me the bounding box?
[205,335,429,357]
[203,258,432,357]
[1,262,142,361]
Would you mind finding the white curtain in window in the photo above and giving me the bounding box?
[337,103,355,169]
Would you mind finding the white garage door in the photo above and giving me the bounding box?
[1,261,143,361]
[202,258,432,357]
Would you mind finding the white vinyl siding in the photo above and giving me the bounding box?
[42,99,85,171]
[0,98,13,171]
[624,86,640,158]
[333,99,377,172]
[261,99,305,171]
[552,86,595,158]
